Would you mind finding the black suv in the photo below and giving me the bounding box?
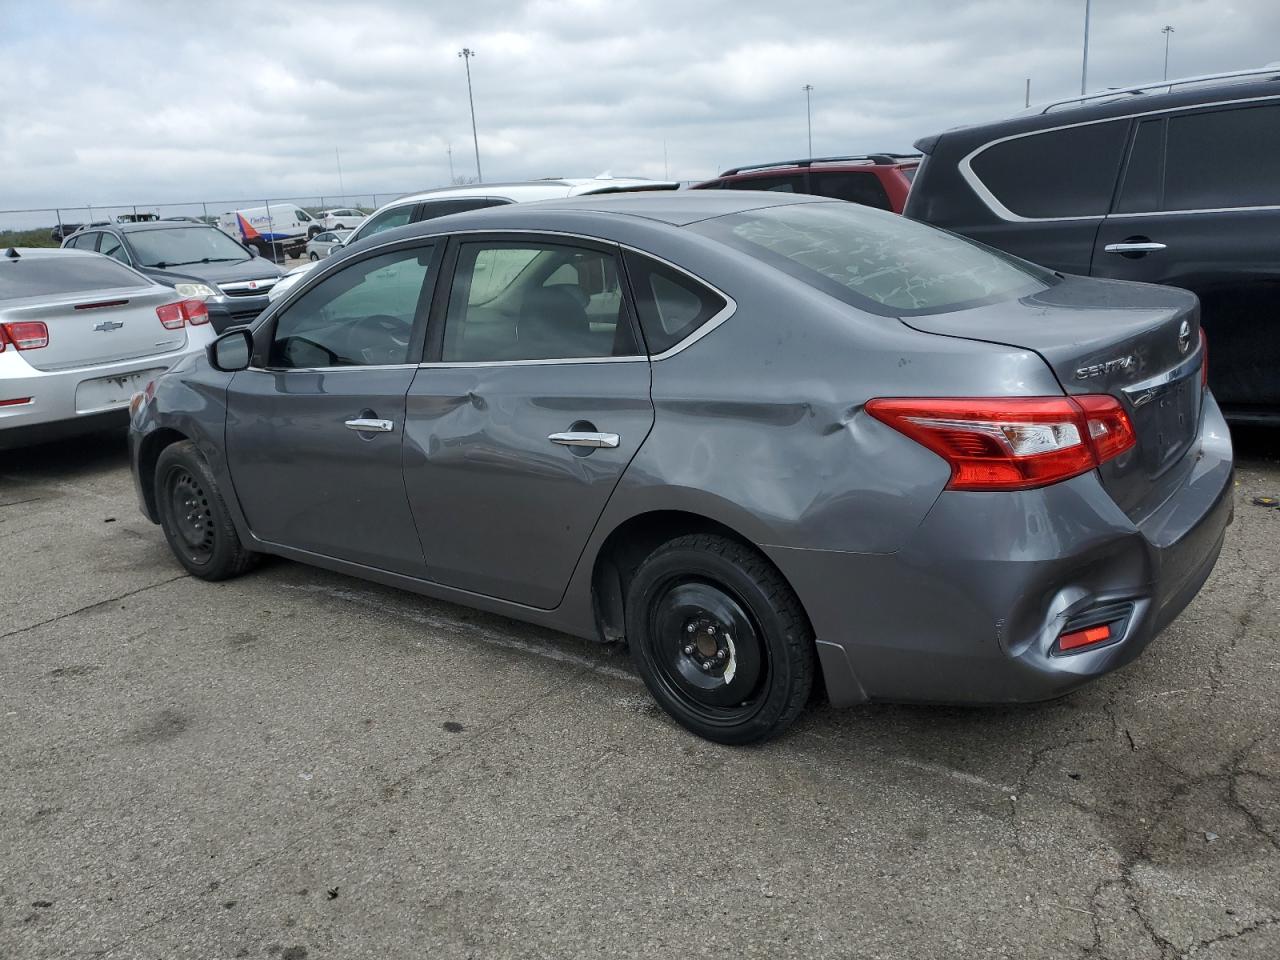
[905,67,1280,422]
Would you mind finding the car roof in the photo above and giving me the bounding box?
[381,177,681,209]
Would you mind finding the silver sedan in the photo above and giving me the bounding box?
[1,248,216,449]
[305,230,352,261]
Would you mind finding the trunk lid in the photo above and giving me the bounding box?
[900,275,1204,517]
[1,286,188,372]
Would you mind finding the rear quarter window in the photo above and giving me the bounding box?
[969,120,1128,218]
[0,255,146,300]
[623,252,727,354]
[692,201,1049,316]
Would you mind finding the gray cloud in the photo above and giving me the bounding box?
[2,0,1277,221]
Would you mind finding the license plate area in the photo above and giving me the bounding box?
[75,368,166,414]
[1132,374,1199,475]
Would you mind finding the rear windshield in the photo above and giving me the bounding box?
[0,255,146,301]
[690,201,1050,316]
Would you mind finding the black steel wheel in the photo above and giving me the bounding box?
[154,440,256,581]
[626,534,815,744]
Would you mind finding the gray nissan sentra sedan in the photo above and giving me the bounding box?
[128,192,1233,744]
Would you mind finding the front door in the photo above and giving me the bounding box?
[1091,103,1280,413]
[226,241,440,575]
[404,236,655,609]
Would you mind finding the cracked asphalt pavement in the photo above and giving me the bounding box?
[2,429,1278,959]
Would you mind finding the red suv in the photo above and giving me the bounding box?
[692,154,920,213]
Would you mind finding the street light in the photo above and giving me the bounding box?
[458,47,482,183]
[1080,0,1092,95]
[803,84,814,156]
[1162,25,1175,81]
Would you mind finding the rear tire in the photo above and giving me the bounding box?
[625,534,815,745]
[155,441,256,581]
[309,252,319,261]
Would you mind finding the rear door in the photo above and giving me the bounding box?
[1092,101,1280,412]
[403,234,654,609]
[225,240,440,574]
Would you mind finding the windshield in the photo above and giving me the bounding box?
[128,226,250,268]
[0,255,146,300]
[690,201,1050,316]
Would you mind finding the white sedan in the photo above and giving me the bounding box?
[0,248,216,449]
[318,208,367,231]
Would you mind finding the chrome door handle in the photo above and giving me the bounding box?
[345,418,394,433]
[548,431,619,448]
[1104,242,1167,254]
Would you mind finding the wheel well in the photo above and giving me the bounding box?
[590,510,774,644]
[137,428,188,522]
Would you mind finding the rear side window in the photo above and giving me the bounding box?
[357,204,415,240]
[417,198,509,221]
[810,172,892,210]
[1164,104,1280,210]
[0,255,145,300]
[970,120,1128,217]
[1115,119,1164,214]
[624,253,727,354]
[692,201,1049,316]
[725,174,805,193]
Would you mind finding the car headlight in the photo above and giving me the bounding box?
[173,282,220,299]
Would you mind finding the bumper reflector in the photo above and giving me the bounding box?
[1058,624,1112,652]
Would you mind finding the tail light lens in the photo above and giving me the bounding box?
[1200,328,1208,388]
[156,298,209,329]
[0,321,50,351]
[866,395,1137,491]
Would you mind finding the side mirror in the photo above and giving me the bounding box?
[208,328,254,372]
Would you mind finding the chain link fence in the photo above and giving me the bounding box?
[0,192,423,254]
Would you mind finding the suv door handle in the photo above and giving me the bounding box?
[1104,241,1167,254]
[345,418,394,433]
[548,431,619,448]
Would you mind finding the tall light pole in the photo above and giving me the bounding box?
[335,148,346,202]
[1162,25,1175,81]
[1080,0,1091,95]
[458,47,482,183]
[803,84,814,156]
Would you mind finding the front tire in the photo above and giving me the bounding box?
[155,441,256,581]
[309,251,319,261]
[625,534,815,745]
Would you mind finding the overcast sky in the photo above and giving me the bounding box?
[2,0,1277,221]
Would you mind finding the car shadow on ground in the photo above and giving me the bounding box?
[1,428,131,480]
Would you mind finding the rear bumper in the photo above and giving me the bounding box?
[770,394,1235,707]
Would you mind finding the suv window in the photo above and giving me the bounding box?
[624,252,727,354]
[97,232,129,264]
[355,204,414,241]
[1116,119,1164,214]
[418,198,509,222]
[810,172,892,210]
[268,245,434,368]
[1164,103,1280,211]
[970,120,1128,218]
[66,232,97,251]
[442,241,639,362]
[693,201,1049,316]
[726,174,806,193]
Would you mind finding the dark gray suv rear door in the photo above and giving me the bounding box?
[1092,101,1280,411]
[403,234,654,609]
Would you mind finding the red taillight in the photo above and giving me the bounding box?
[1059,624,1111,652]
[0,321,50,351]
[866,395,1137,491]
[156,298,208,329]
[0,396,33,406]
[1200,328,1208,388]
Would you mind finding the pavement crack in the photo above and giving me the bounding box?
[0,574,189,641]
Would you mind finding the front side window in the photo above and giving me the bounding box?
[296,209,314,222]
[970,120,1128,218]
[692,201,1049,315]
[441,241,639,362]
[66,232,98,251]
[1164,103,1280,211]
[355,205,414,242]
[314,232,335,243]
[268,245,435,368]
[810,172,892,210]
[98,233,129,264]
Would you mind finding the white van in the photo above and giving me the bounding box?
[217,203,321,259]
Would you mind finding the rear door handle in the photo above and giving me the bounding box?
[345,418,394,433]
[548,431,619,448]
[1104,241,1167,254]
